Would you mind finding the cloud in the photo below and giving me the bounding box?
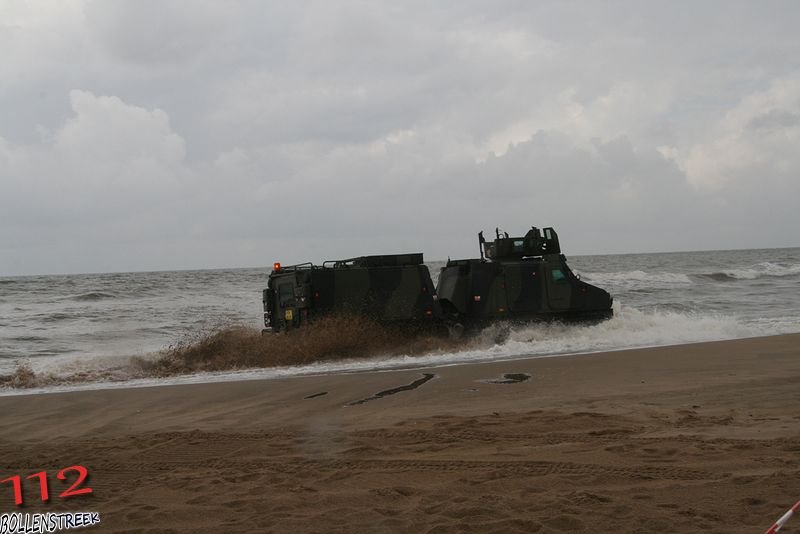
[1,91,189,237]
[0,1,86,85]
[684,78,800,190]
[56,90,186,184]
[2,2,800,274]
[84,0,232,65]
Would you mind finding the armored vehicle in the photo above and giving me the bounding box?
[262,225,613,335]
[436,226,613,332]
[263,253,439,332]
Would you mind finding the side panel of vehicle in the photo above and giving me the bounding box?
[437,256,612,322]
[502,262,545,312]
[437,261,507,319]
[265,265,438,331]
[436,264,469,315]
[468,262,507,319]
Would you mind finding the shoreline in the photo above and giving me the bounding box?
[1,333,799,532]
[3,331,798,398]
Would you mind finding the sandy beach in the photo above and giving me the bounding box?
[1,334,799,533]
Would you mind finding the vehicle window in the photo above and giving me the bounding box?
[551,269,566,282]
[278,284,295,305]
[512,239,524,253]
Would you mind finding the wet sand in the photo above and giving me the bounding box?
[1,334,799,533]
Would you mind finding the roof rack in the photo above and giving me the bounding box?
[323,253,423,268]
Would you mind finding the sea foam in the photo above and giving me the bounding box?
[579,270,693,287]
[718,262,800,280]
[5,301,796,395]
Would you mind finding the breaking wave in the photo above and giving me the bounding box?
[580,270,693,289]
[3,303,796,393]
[0,315,467,390]
[65,291,118,302]
[581,262,800,288]
[502,304,761,356]
[701,262,800,281]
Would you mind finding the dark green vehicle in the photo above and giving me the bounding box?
[262,226,612,334]
[263,253,440,332]
[436,226,613,332]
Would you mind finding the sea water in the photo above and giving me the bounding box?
[1,248,799,391]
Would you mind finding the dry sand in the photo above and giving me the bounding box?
[1,334,799,533]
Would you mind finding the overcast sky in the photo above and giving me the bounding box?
[2,1,799,275]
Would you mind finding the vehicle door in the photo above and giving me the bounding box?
[276,279,299,329]
[545,264,571,311]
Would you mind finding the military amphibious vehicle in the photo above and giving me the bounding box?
[436,226,613,334]
[263,253,439,332]
[262,226,612,334]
